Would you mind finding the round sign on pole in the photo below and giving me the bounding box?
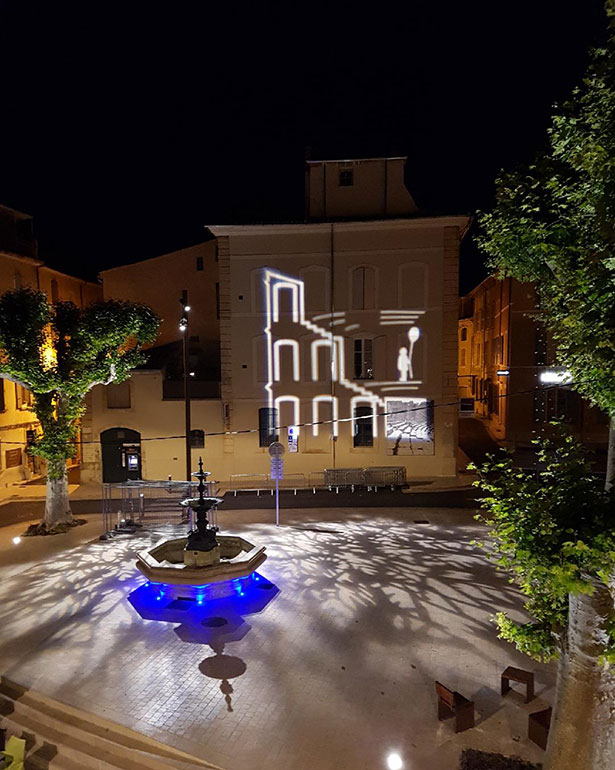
[268,441,285,458]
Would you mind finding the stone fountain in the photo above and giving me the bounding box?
[135,458,266,598]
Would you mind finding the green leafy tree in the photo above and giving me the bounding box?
[0,288,159,533]
[477,3,615,766]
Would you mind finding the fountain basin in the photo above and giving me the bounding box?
[136,535,266,598]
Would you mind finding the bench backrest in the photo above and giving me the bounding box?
[435,681,455,709]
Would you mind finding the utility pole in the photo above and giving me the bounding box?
[179,290,191,482]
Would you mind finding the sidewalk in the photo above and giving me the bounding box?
[0,480,103,506]
[0,473,478,505]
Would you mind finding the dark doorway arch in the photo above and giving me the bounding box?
[100,427,142,483]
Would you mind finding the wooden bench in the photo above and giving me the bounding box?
[501,666,534,703]
[435,681,475,733]
[528,706,552,750]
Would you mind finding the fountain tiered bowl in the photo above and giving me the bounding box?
[135,458,267,599]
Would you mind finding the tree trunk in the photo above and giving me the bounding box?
[545,583,615,770]
[606,417,615,491]
[43,459,74,528]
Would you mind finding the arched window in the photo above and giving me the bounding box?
[273,339,300,381]
[398,263,427,308]
[460,327,467,341]
[312,395,339,436]
[272,282,300,322]
[351,266,376,310]
[274,396,301,436]
[351,396,378,445]
[300,266,330,312]
[311,339,337,381]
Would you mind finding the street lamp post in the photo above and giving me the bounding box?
[179,290,191,483]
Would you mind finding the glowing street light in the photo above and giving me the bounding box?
[539,369,573,385]
[180,290,192,483]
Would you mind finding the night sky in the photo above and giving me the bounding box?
[0,0,608,293]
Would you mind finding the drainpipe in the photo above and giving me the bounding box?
[330,223,336,470]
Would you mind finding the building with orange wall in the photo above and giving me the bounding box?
[0,204,102,487]
[458,274,608,450]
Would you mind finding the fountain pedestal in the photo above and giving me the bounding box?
[184,547,220,567]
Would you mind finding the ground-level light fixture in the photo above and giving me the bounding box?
[12,536,21,545]
[539,369,573,385]
[386,753,403,770]
[496,369,510,376]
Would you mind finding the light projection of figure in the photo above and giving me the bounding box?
[397,326,421,381]
[397,347,410,381]
[407,326,420,378]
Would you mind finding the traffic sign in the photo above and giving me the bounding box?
[270,457,284,480]
[268,441,285,458]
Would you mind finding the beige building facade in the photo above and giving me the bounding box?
[85,158,469,484]
[458,275,608,448]
[0,205,102,486]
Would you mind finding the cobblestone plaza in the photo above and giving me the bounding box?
[0,507,553,770]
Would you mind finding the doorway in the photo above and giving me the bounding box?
[100,428,142,483]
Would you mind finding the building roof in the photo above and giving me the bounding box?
[207,214,472,239]
[305,156,408,165]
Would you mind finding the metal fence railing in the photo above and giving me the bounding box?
[222,467,408,495]
[101,479,218,538]
[323,466,407,491]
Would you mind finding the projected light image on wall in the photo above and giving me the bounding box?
[385,398,434,455]
[262,268,430,447]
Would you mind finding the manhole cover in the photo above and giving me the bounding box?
[202,617,228,628]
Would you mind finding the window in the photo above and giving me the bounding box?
[492,335,503,366]
[196,256,204,271]
[0,380,4,412]
[258,407,278,447]
[354,339,373,379]
[351,266,376,310]
[353,406,374,447]
[190,429,205,448]
[106,381,131,409]
[5,447,22,469]
[460,349,466,367]
[533,388,581,424]
[15,384,33,410]
[460,327,467,341]
[339,169,354,187]
[488,381,499,416]
[216,282,220,319]
[535,325,547,366]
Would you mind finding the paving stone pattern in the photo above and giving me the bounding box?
[0,507,554,770]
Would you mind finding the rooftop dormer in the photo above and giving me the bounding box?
[305,156,417,221]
